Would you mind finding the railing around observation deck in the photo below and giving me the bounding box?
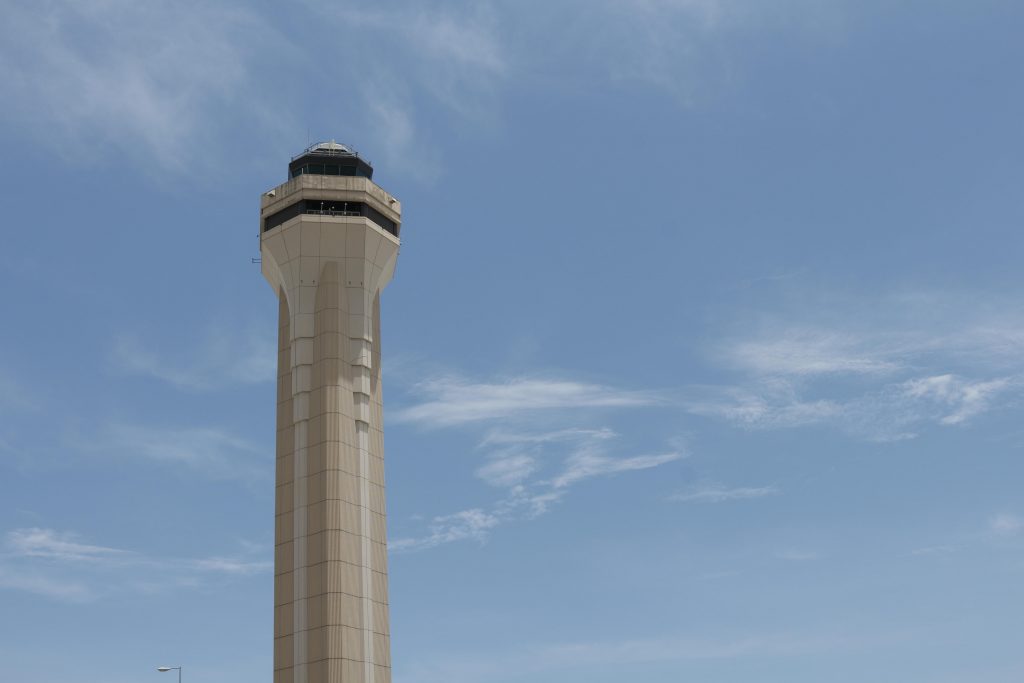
[262,199,398,237]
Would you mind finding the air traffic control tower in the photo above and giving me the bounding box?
[259,142,401,683]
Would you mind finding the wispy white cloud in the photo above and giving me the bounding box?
[475,453,538,488]
[689,294,1024,440]
[550,448,681,489]
[96,423,268,483]
[302,2,505,174]
[113,325,275,391]
[726,328,904,377]
[902,375,1012,425]
[0,528,270,602]
[389,509,501,552]
[0,566,95,603]
[989,513,1024,537]
[395,376,659,427]
[688,372,1016,440]
[392,427,683,552]
[686,383,841,428]
[6,528,131,562]
[671,483,780,503]
[775,549,820,562]
[0,0,284,173]
[910,545,958,557]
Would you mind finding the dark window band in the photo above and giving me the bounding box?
[263,199,398,237]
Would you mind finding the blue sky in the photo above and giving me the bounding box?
[2,1,1024,681]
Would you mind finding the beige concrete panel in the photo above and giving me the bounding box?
[263,229,289,264]
[315,332,344,361]
[276,511,294,543]
[315,307,341,333]
[347,313,371,342]
[305,500,326,537]
[261,243,287,297]
[305,660,326,683]
[324,529,362,563]
[292,338,314,367]
[275,540,295,571]
[274,481,294,507]
[278,397,294,427]
[346,287,366,316]
[369,428,384,458]
[274,571,293,605]
[304,474,326,508]
[297,283,318,314]
[275,604,294,638]
[353,393,370,422]
[273,668,294,683]
[367,510,386,543]
[314,443,354,476]
[304,532,325,570]
[340,658,364,679]
[321,626,345,661]
[276,483,294,512]
[366,482,386,514]
[276,427,294,456]
[306,414,324,448]
[371,294,382,389]
[369,401,383,431]
[307,388,324,423]
[314,273,338,310]
[306,625,327,663]
[275,635,293,669]
[305,593,325,629]
[320,223,346,258]
[345,224,365,260]
[333,498,362,534]
[371,602,390,635]
[347,338,372,367]
[320,415,342,445]
[306,499,360,535]
[292,365,312,394]
[362,229,381,266]
[372,232,398,267]
[291,393,308,422]
[315,470,359,505]
[371,569,388,605]
[338,418,358,449]
[344,257,367,287]
[281,224,301,265]
[376,241,399,289]
[369,541,388,573]
[342,626,365,663]
[375,664,392,683]
[373,634,390,667]
[276,454,294,485]
[326,560,363,597]
[306,442,327,479]
[304,561,325,599]
[327,592,364,629]
[299,222,320,256]
[292,312,315,338]
[366,456,385,487]
[314,358,343,387]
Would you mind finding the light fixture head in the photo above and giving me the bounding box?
[157,667,172,672]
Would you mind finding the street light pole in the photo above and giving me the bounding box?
[157,665,181,683]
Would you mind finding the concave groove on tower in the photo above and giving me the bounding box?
[260,141,402,683]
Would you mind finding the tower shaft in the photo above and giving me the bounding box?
[261,154,401,683]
